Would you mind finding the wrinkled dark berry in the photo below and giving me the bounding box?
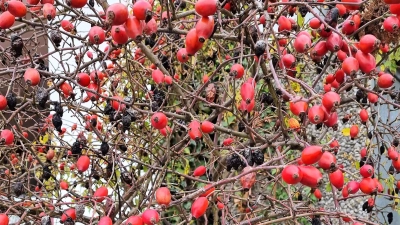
[54,102,63,117]
[100,142,109,156]
[6,92,17,110]
[119,144,127,152]
[103,100,114,115]
[50,31,62,47]
[394,138,399,147]
[121,172,132,184]
[37,88,49,108]
[254,40,266,57]
[311,217,321,225]
[298,6,308,17]
[13,182,24,196]
[52,114,63,132]
[71,141,82,155]
[42,165,52,180]
[388,212,393,224]
[64,217,75,225]
[226,153,243,171]
[122,115,132,132]
[356,89,365,102]
[260,93,274,105]
[368,131,373,139]
[88,0,94,7]
[380,145,385,155]
[11,35,23,57]
[252,149,264,165]
[324,7,339,28]
[389,165,395,175]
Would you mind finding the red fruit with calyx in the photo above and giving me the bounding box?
[326,32,343,52]
[277,16,291,32]
[76,73,90,87]
[151,69,164,84]
[311,41,328,57]
[90,70,106,82]
[99,216,113,225]
[24,68,40,86]
[125,216,143,225]
[86,83,101,101]
[60,180,69,190]
[67,0,86,8]
[222,138,233,146]
[294,34,311,53]
[240,82,255,104]
[0,214,8,225]
[88,26,105,44]
[355,51,376,74]
[367,92,378,103]
[159,126,171,137]
[111,25,128,44]
[240,166,256,190]
[329,169,344,190]
[301,145,324,165]
[308,105,325,124]
[132,0,152,21]
[359,109,368,123]
[318,151,337,170]
[151,112,168,129]
[350,125,359,139]
[195,0,217,17]
[359,177,378,194]
[298,165,323,188]
[164,75,172,85]
[324,112,338,127]
[42,3,55,20]
[312,189,321,199]
[77,155,90,173]
[0,129,14,145]
[112,96,126,111]
[185,28,203,56]
[359,34,380,54]
[124,16,143,41]
[383,16,399,33]
[5,0,27,17]
[342,185,349,198]
[93,186,108,202]
[61,208,76,222]
[200,183,215,197]
[388,146,398,160]
[309,18,321,29]
[347,181,360,194]
[0,11,14,29]
[142,209,159,225]
[378,73,394,89]
[188,120,202,140]
[143,18,157,35]
[289,101,308,116]
[60,20,74,32]
[230,64,245,79]
[0,95,7,110]
[282,54,296,68]
[342,19,356,35]
[342,57,359,76]
[177,48,189,63]
[196,16,214,42]
[282,165,303,184]
[106,3,129,25]
[60,82,73,97]
[155,187,171,206]
[193,166,206,176]
[360,164,374,178]
[337,50,347,61]
[201,121,214,133]
[191,197,209,218]
[322,91,340,112]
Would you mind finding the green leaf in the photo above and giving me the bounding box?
[325,182,332,192]
[297,11,304,27]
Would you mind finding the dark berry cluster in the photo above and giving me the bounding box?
[226,149,265,171]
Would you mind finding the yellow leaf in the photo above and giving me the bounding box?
[342,127,350,136]
[183,159,190,175]
[37,153,47,163]
[290,81,301,93]
[39,133,49,145]
[284,116,290,128]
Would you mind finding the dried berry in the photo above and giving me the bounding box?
[54,102,63,117]
[254,40,266,57]
[298,6,308,17]
[13,182,24,196]
[394,138,399,147]
[11,34,23,57]
[36,87,49,108]
[252,149,264,165]
[324,7,339,28]
[41,216,51,225]
[100,142,109,156]
[6,92,17,110]
[75,204,85,218]
[103,100,114,115]
[122,114,132,132]
[42,165,52,180]
[50,30,62,47]
[52,113,63,132]
[226,153,243,171]
[119,144,127,152]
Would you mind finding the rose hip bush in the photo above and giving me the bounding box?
[0,0,400,224]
